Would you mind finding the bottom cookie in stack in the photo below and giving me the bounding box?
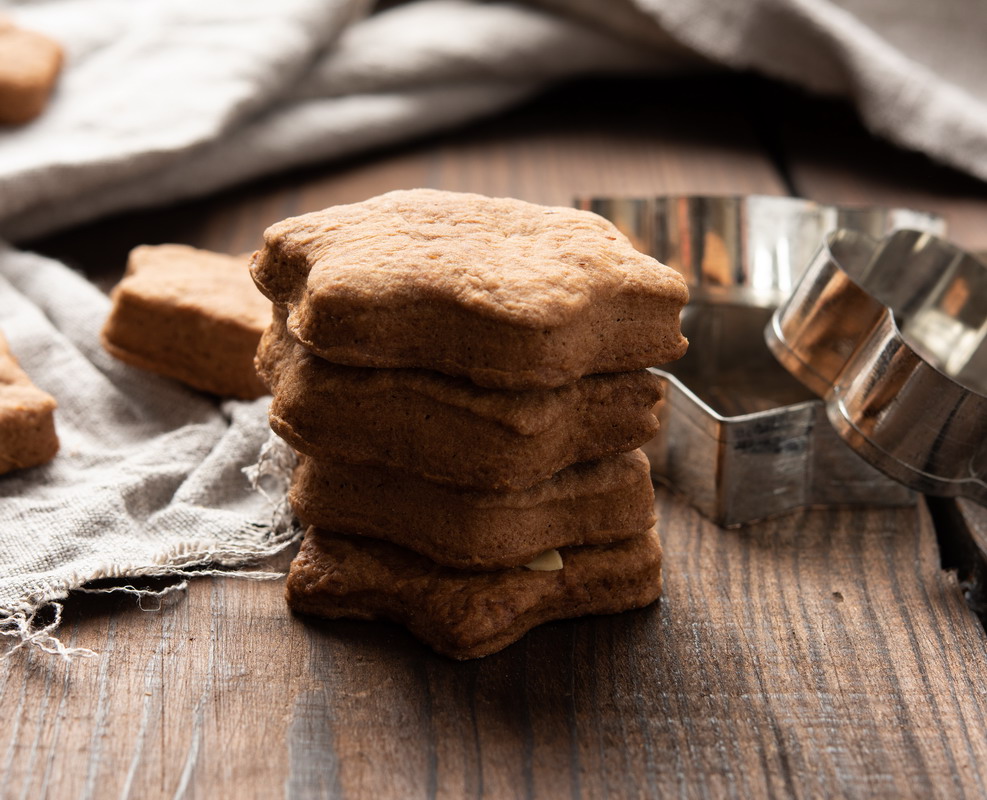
[286,526,663,660]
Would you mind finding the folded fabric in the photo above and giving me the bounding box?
[0,0,678,240]
[1,0,985,243]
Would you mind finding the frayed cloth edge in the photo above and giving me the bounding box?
[0,434,299,662]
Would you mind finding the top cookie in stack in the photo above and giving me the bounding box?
[252,188,689,659]
[251,189,687,389]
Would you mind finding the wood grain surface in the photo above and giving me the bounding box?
[4,76,987,800]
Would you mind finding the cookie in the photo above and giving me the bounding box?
[286,525,663,659]
[258,306,662,490]
[251,189,688,389]
[289,449,656,569]
[102,244,271,399]
[0,330,58,475]
[0,19,63,125]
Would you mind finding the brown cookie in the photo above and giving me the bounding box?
[0,19,63,125]
[0,330,58,475]
[102,244,271,399]
[286,525,663,659]
[289,449,657,570]
[251,189,688,389]
[258,306,662,490]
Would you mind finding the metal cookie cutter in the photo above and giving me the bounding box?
[579,195,944,308]
[576,196,945,526]
[767,228,987,504]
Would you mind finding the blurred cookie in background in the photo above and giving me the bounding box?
[0,18,63,125]
[0,329,58,475]
[102,244,271,399]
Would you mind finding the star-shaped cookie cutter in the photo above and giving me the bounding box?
[577,196,945,525]
[767,228,987,505]
[643,302,915,526]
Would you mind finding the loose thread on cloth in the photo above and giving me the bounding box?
[0,603,96,660]
[243,432,300,537]
[0,434,301,662]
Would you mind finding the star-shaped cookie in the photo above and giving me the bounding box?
[251,189,688,389]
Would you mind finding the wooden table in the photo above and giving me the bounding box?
[5,76,987,799]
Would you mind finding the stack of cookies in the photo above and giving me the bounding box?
[250,189,688,659]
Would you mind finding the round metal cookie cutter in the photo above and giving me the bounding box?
[767,228,987,505]
[575,195,945,526]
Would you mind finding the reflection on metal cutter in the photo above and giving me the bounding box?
[576,196,944,525]
[768,229,987,504]
[577,195,945,308]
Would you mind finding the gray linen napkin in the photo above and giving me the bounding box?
[0,0,686,240]
[0,246,294,658]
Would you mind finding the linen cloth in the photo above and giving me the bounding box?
[0,246,297,656]
[0,0,985,242]
[2,0,986,656]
